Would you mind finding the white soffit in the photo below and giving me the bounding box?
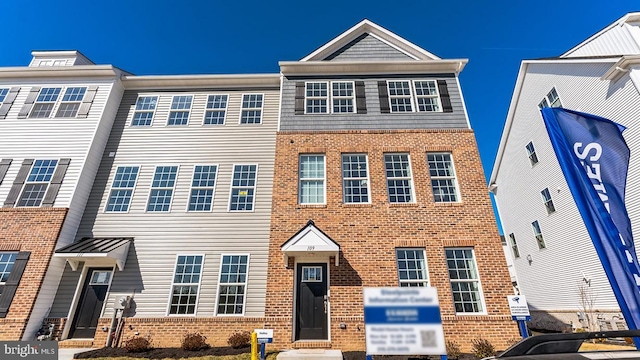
[281,221,340,266]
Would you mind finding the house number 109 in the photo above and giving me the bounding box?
[307,246,315,251]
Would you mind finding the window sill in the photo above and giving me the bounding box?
[434,201,464,207]
[389,202,418,208]
[298,204,327,209]
[341,203,373,208]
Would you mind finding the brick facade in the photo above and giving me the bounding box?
[0,208,67,340]
[264,130,520,352]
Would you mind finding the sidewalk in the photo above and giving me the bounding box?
[58,348,96,360]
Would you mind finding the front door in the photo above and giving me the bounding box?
[70,268,112,338]
[295,263,328,340]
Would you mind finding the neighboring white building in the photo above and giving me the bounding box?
[490,12,640,332]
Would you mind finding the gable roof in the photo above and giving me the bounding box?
[561,12,640,58]
[301,19,441,61]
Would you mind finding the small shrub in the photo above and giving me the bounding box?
[446,340,461,360]
[123,336,152,353]
[471,337,495,359]
[506,337,522,348]
[227,330,251,349]
[181,332,209,351]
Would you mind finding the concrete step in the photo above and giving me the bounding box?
[277,349,343,360]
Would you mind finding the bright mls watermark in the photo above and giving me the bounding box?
[1,342,57,360]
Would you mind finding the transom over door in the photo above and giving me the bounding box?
[295,263,328,340]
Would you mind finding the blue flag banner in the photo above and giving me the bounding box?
[541,107,640,347]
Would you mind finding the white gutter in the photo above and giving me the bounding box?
[279,60,468,76]
[121,73,281,90]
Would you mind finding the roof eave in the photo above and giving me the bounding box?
[279,60,467,76]
[0,65,121,81]
[121,73,281,90]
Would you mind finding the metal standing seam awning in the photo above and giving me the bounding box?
[281,220,340,267]
[54,237,133,271]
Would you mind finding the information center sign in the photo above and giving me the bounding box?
[507,295,531,321]
[363,287,446,355]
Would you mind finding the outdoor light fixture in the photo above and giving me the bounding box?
[526,254,533,265]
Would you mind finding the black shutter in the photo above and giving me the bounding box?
[17,87,40,119]
[355,81,367,114]
[437,80,453,113]
[42,158,70,207]
[294,82,305,115]
[0,252,30,318]
[377,81,390,113]
[0,159,11,186]
[76,86,98,118]
[0,87,20,119]
[3,159,33,208]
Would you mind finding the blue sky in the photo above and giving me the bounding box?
[1,1,636,185]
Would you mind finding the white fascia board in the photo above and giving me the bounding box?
[121,73,281,90]
[301,19,440,61]
[279,60,467,76]
[0,65,120,80]
[601,55,640,81]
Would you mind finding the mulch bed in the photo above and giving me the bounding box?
[75,347,479,359]
[74,345,250,358]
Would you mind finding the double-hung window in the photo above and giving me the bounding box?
[305,82,355,114]
[168,95,192,125]
[204,95,228,125]
[229,165,257,211]
[532,220,546,249]
[342,154,370,203]
[168,255,203,315]
[240,94,263,124]
[188,165,217,211]
[17,159,58,207]
[106,166,139,212]
[427,153,459,203]
[508,233,520,258]
[526,141,538,166]
[216,254,249,315]
[147,166,178,212]
[132,96,158,126]
[30,88,61,118]
[538,87,562,109]
[299,155,325,204]
[55,87,86,117]
[384,153,414,203]
[541,188,555,214]
[0,253,17,284]
[396,249,428,287]
[445,248,484,314]
[387,80,442,113]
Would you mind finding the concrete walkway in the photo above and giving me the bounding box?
[58,348,96,360]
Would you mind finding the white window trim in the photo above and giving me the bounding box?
[384,153,416,204]
[342,153,371,204]
[203,94,229,125]
[532,220,546,249]
[427,152,461,203]
[304,81,356,114]
[526,141,538,166]
[16,159,59,208]
[104,165,141,213]
[29,87,61,118]
[509,233,520,259]
[166,254,205,316]
[131,95,159,127]
[56,87,87,118]
[445,247,487,315]
[541,188,555,214]
[387,80,414,113]
[145,165,180,213]
[214,253,250,316]
[538,87,562,109]
[395,248,429,287]
[166,95,194,126]
[238,93,264,124]
[412,80,442,113]
[227,164,258,212]
[299,154,326,205]
[186,164,219,212]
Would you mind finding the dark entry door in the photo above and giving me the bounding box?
[295,263,328,340]
[70,268,112,338]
